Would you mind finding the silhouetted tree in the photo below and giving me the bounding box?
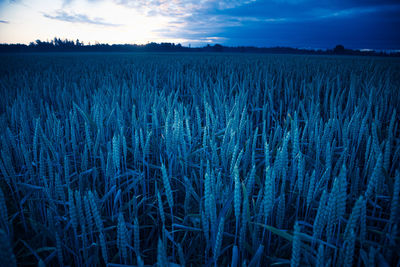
[213,44,223,52]
[334,44,345,54]
[1,37,399,57]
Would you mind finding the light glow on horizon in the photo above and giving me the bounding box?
[0,0,213,45]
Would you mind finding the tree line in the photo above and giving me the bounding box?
[0,38,398,56]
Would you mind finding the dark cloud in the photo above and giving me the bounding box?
[43,10,121,27]
[114,0,255,17]
[209,7,400,49]
[150,0,400,49]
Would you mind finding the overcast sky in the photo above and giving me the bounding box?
[0,0,399,49]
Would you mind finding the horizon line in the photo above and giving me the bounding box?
[1,38,399,52]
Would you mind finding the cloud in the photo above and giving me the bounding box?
[211,3,400,49]
[43,10,121,27]
[0,20,9,23]
[172,1,400,35]
[313,4,400,19]
[5,0,397,48]
[137,1,263,38]
[114,0,256,17]
[0,0,19,3]
[143,0,399,48]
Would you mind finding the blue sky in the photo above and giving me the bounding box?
[0,0,399,49]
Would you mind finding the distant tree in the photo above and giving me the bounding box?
[334,44,345,54]
[2,37,399,56]
[213,44,223,52]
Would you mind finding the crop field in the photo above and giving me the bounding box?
[0,53,399,266]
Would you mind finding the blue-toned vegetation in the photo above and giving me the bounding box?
[0,53,399,266]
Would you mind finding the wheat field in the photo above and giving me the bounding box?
[0,53,399,266]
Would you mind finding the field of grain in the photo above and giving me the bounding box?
[0,53,399,266]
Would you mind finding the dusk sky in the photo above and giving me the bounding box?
[0,0,399,50]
